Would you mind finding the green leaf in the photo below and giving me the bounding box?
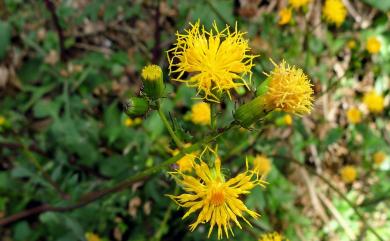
[33,99,60,118]
[361,0,390,12]
[13,221,31,241]
[0,21,11,60]
[324,127,343,146]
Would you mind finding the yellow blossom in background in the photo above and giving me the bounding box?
[263,60,314,115]
[176,154,196,172]
[363,91,384,113]
[253,155,271,177]
[124,117,142,127]
[85,232,101,241]
[172,145,197,172]
[259,232,288,241]
[322,0,347,26]
[289,0,311,9]
[346,107,362,124]
[373,151,386,165]
[190,102,211,125]
[0,115,5,126]
[347,40,356,49]
[340,165,357,184]
[278,8,292,25]
[168,152,266,239]
[283,114,293,125]
[167,21,257,102]
[366,37,381,54]
[141,64,162,81]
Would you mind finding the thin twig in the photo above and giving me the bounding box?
[44,0,66,61]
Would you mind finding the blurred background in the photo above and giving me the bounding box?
[0,0,389,240]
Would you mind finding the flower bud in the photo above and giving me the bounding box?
[124,97,149,117]
[234,96,269,128]
[141,64,164,99]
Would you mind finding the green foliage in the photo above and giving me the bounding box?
[0,0,389,241]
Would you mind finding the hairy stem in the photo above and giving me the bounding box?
[210,102,217,130]
[157,100,184,148]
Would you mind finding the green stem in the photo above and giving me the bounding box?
[210,103,217,131]
[157,100,183,148]
[153,185,179,241]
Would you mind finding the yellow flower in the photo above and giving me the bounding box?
[172,144,197,172]
[191,102,211,125]
[0,115,5,126]
[167,21,257,102]
[177,154,196,172]
[283,114,293,125]
[168,154,266,239]
[322,0,347,26]
[172,145,197,172]
[141,64,162,81]
[340,165,357,184]
[124,117,142,127]
[253,155,271,177]
[85,232,101,241]
[278,8,292,25]
[263,60,314,115]
[366,37,381,54]
[346,107,361,124]
[289,0,311,9]
[259,232,288,241]
[363,91,384,113]
[373,151,386,165]
[347,40,356,49]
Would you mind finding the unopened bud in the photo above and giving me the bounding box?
[141,64,164,99]
[234,96,269,128]
[124,97,149,117]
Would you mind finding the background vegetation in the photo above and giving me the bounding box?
[0,0,389,240]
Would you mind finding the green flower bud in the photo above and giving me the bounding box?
[141,64,164,99]
[234,96,269,128]
[124,97,149,117]
[255,77,270,96]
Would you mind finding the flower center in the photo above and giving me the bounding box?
[210,188,225,206]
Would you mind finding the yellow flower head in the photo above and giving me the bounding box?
[172,145,197,172]
[124,117,142,127]
[263,60,314,115]
[373,151,386,165]
[85,232,101,241]
[347,40,356,49]
[168,151,266,239]
[363,91,384,113]
[366,37,381,54]
[0,115,5,126]
[173,150,196,172]
[167,21,257,102]
[259,232,288,241]
[253,155,271,177]
[346,107,362,124]
[278,8,292,25]
[141,64,162,81]
[289,0,311,9]
[322,0,347,26]
[191,102,211,125]
[340,165,357,184]
[283,114,293,125]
